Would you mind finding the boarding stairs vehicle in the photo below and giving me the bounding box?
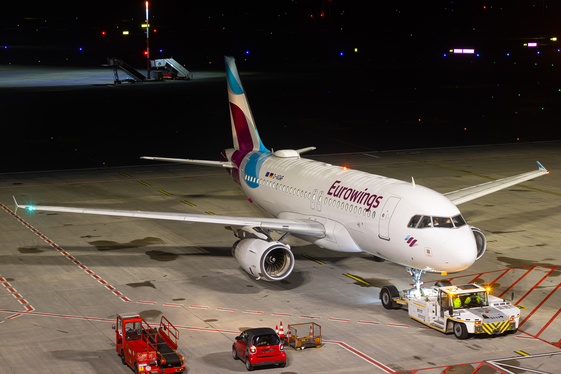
[105,58,146,84]
[380,282,520,339]
[151,58,193,80]
[114,314,185,373]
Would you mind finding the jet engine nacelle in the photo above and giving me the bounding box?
[470,226,487,260]
[231,227,295,281]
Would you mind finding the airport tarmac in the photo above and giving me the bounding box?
[0,140,560,373]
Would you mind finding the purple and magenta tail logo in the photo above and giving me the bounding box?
[405,235,418,247]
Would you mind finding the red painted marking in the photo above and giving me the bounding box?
[498,266,536,298]
[520,281,561,327]
[243,310,263,314]
[489,268,511,287]
[7,314,22,320]
[357,320,380,325]
[18,299,28,305]
[56,247,63,251]
[7,288,16,293]
[271,313,291,317]
[323,340,394,373]
[515,335,537,339]
[113,291,122,296]
[468,273,484,283]
[120,296,131,302]
[12,293,21,299]
[216,308,236,312]
[67,256,75,260]
[535,306,561,338]
[388,323,409,328]
[105,285,115,290]
[299,315,321,319]
[45,239,52,243]
[50,243,57,247]
[556,337,561,348]
[0,277,5,282]
[79,265,87,270]
[3,282,11,287]
[137,301,157,305]
[515,267,557,305]
[189,305,209,309]
[98,280,107,285]
[163,303,183,307]
[61,252,69,256]
[73,260,81,265]
[329,318,350,322]
[92,275,100,280]
[85,270,94,275]
[24,305,34,312]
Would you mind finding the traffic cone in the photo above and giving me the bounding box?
[275,325,278,335]
[309,324,313,340]
[279,322,284,339]
[287,327,292,342]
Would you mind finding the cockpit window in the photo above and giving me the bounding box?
[407,215,422,228]
[418,216,432,228]
[432,217,454,228]
[408,214,467,229]
[452,215,466,227]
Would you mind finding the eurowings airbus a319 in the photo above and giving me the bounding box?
[15,56,549,290]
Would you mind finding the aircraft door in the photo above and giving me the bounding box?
[317,191,324,212]
[378,196,400,240]
[310,189,318,210]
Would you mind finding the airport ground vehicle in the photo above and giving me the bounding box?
[232,327,286,371]
[114,314,185,373]
[380,282,520,339]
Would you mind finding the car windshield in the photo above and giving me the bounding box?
[253,334,280,347]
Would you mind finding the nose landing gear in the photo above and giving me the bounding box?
[406,267,426,293]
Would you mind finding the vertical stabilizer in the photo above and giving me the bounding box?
[225,56,269,153]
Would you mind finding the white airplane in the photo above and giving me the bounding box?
[15,56,549,290]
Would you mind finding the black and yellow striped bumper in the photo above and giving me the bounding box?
[475,321,515,335]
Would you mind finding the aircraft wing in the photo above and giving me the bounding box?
[444,161,549,205]
[13,199,325,238]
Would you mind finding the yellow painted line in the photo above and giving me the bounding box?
[343,273,370,285]
[137,180,150,186]
[515,350,530,356]
[119,172,131,178]
[205,211,216,215]
[181,200,196,207]
[158,190,172,196]
[515,305,527,310]
[302,254,325,265]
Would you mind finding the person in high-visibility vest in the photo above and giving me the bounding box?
[464,294,481,306]
[453,295,461,308]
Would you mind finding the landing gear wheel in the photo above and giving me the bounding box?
[232,346,239,360]
[245,355,254,371]
[120,350,126,365]
[380,285,399,309]
[453,322,469,340]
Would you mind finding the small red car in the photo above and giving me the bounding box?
[232,327,286,371]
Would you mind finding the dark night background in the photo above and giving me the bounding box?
[1,1,561,172]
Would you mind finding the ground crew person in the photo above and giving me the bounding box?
[464,294,481,306]
[453,295,461,308]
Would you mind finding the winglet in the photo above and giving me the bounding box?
[537,161,549,173]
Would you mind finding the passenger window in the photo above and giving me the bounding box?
[358,208,362,215]
[337,201,340,208]
[408,215,422,228]
[354,206,357,213]
[418,216,432,228]
[345,203,349,211]
[367,210,371,217]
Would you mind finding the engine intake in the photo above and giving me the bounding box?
[232,238,295,281]
[470,226,487,260]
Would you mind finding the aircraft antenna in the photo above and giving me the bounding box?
[411,177,416,188]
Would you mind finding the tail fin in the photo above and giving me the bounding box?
[225,56,269,153]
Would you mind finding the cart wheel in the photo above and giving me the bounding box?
[380,285,399,309]
[232,346,239,360]
[245,352,254,371]
[120,350,126,365]
[453,322,468,339]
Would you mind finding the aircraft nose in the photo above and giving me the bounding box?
[443,234,477,271]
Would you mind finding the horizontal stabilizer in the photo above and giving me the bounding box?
[13,199,326,238]
[444,161,549,205]
[140,156,234,168]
